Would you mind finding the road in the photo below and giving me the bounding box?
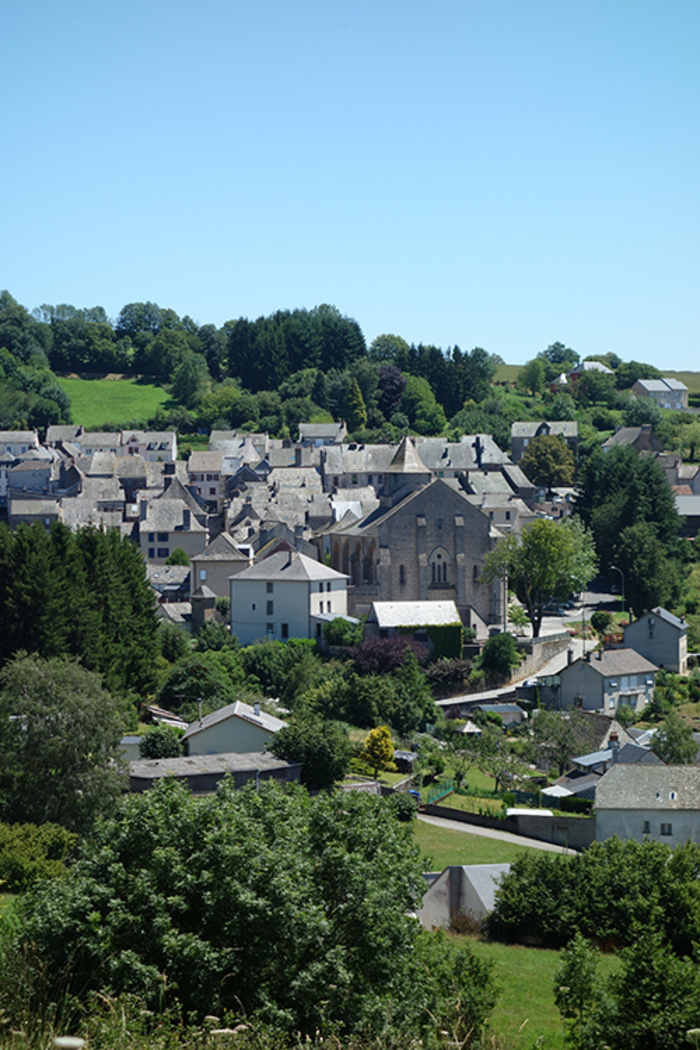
[418,811,577,855]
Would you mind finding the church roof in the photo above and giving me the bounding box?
[384,435,430,474]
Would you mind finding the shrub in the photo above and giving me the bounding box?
[351,635,429,676]
[322,617,363,647]
[479,633,521,682]
[0,821,77,892]
[138,725,184,760]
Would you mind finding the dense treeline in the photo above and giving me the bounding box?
[489,836,700,955]
[0,521,158,695]
[0,292,71,428]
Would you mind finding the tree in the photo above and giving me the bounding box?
[553,933,601,1046]
[170,352,210,409]
[577,446,681,575]
[165,547,189,565]
[0,654,126,833]
[344,376,368,432]
[508,602,530,635]
[392,650,436,735]
[377,363,406,418]
[590,610,613,637]
[138,724,183,759]
[156,652,240,712]
[483,518,597,637]
[270,712,352,789]
[614,359,663,389]
[652,709,699,764]
[474,728,528,793]
[3,780,499,1041]
[479,632,521,681]
[534,710,599,777]
[521,433,575,489]
[537,342,580,382]
[615,522,678,617]
[363,725,395,779]
[518,358,546,396]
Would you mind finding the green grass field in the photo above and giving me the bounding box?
[57,376,172,428]
[414,817,542,869]
[665,370,700,394]
[469,938,620,1050]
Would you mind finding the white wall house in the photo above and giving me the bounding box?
[182,700,286,756]
[230,550,348,645]
[596,765,700,846]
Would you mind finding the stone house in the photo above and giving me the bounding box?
[230,549,348,645]
[596,764,700,845]
[631,378,689,411]
[558,648,658,715]
[188,450,224,510]
[624,607,688,675]
[325,442,503,632]
[510,421,579,463]
[190,530,251,598]
[138,498,208,563]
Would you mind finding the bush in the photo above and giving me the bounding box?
[0,822,77,892]
[424,657,473,690]
[351,635,429,676]
[322,617,363,647]
[138,725,184,759]
[479,633,521,681]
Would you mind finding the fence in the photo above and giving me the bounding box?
[426,779,455,804]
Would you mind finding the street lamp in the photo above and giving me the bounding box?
[610,565,625,621]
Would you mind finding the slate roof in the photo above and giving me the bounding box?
[369,600,461,628]
[233,550,347,583]
[182,700,287,741]
[189,450,223,473]
[141,499,207,532]
[191,531,249,562]
[511,421,579,438]
[385,435,432,474]
[596,764,700,810]
[130,750,297,780]
[569,648,658,677]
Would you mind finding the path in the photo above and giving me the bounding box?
[418,812,576,855]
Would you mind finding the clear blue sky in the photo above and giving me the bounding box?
[2,0,699,369]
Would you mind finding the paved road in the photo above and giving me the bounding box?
[418,811,576,854]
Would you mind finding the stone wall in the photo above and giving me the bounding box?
[422,802,596,850]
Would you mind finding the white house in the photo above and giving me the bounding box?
[624,607,688,675]
[596,764,700,846]
[230,550,348,645]
[182,699,287,756]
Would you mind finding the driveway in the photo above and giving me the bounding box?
[418,812,577,854]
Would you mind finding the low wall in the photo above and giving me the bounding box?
[513,631,571,681]
[423,802,596,850]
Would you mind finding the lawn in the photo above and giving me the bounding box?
[469,938,620,1050]
[58,376,172,428]
[414,817,542,869]
[665,370,700,394]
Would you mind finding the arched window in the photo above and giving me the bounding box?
[473,564,479,583]
[429,547,450,586]
[399,564,406,585]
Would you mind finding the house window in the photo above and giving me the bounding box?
[643,821,651,835]
[368,474,373,484]
[281,623,289,639]
[505,511,511,521]
[157,548,169,558]
[267,582,274,593]
[670,791,677,801]
[327,601,332,613]
[148,547,155,559]
[209,488,216,496]
[251,603,256,611]
[473,564,479,583]
[319,583,324,593]
[157,532,168,542]
[148,532,155,542]
[661,823,673,836]
[326,582,331,592]
[266,623,274,635]
[200,570,206,581]
[267,601,274,615]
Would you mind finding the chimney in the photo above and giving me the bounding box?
[597,648,603,660]
[183,507,191,529]
[139,499,148,521]
[254,700,260,717]
[294,447,302,466]
[610,731,620,763]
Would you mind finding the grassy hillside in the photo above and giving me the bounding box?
[414,817,542,868]
[664,370,700,393]
[57,376,172,429]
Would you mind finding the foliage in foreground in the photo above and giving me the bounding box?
[489,836,700,955]
[555,930,700,1050]
[0,655,127,834]
[1,780,496,1045]
[0,821,76,892]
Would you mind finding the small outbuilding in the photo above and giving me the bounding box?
[420,864,510,930]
